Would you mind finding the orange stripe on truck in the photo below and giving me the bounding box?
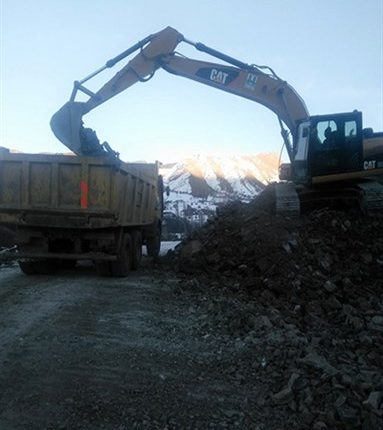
[80,181,89,209]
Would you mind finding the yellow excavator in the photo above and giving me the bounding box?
[50,27,383,213]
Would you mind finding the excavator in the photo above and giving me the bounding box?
[50,27,383,213]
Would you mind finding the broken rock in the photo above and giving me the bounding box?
[272,387,294,404]
[298,351,338,376]
[323,280,337,293]
[180,240,202,259]
[363,391,383,415]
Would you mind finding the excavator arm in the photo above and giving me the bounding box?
[50,27,309,159]
[50,27,183,156]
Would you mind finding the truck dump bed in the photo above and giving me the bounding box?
[0,148,160,229]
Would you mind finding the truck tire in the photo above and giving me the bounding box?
[19,259,57,275]
[0,226,15,247]
[130,230,142,271]
[110,233,132,277]
[18,261,37,275]
[146,226,161,258]
[96,261,111,277]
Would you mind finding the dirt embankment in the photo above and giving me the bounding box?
[173,191,383,429]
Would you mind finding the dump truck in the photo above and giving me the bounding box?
[0,147,163,276]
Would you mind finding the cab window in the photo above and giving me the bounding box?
[345,120,357,139]
[316,120,338,145]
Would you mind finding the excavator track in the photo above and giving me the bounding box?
[357,180,383,212]
[274,179,383,215]
[275,182,300,215]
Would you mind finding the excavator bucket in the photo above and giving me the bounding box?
[50,102,87,155]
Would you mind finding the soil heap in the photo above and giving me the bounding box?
[173,187,383,429]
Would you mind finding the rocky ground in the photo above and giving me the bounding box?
[171,189,383,429]
[0,261,264,430]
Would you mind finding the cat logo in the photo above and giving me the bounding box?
[364,160,376,170]
[196,67,239,86]
[210,69,229,85]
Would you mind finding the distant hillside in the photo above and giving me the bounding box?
[160,153,279,228]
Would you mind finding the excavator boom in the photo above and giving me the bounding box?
[50,27,309,157]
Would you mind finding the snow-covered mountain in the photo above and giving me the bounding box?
[160,152,279,222]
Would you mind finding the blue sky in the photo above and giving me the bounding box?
[1,0,382,162]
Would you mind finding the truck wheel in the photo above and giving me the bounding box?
[19,261,36,275]
[130,230,142,271]
[19,259,57,275]
[110,233,131,277]
[96,261,111,277]
[146,226,161,258]
[0,226,15,247]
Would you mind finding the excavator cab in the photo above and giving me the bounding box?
[308,111,363,177]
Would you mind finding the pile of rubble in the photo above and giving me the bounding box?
[174,192,383,429]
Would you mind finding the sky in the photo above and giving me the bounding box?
[1,0,382,163]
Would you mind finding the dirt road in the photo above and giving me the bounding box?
[0,260,267,430]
